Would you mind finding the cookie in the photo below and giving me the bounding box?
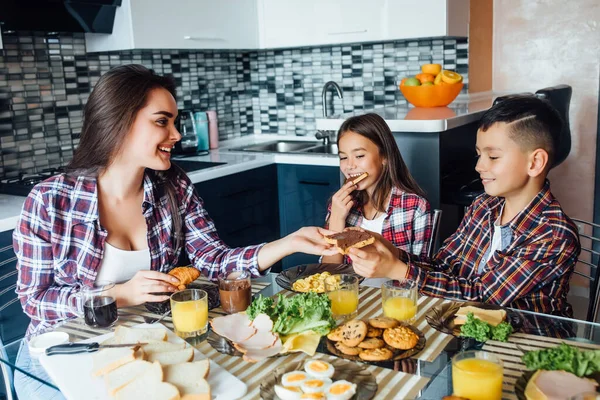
[366,326,383,338]
[326,325,344,342]
[359,348,393,361]
[357,337,385,349]
[341,320,368,347]
[368,316,399,329]
[383,326,419,350]
[335,341,361,356]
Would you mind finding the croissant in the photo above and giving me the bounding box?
[168,266,200,290]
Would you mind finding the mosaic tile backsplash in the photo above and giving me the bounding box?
[0,31,467,178]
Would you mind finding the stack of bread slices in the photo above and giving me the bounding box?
[90,326,211,400]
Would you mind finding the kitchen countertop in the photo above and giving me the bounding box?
[0,134,339,232]
[316,91,498,132]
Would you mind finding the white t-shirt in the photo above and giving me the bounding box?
[95,242,151,283]
[360,213,387,288]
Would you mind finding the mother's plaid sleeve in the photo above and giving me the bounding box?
[181,179,265,281]
[409,200,433,257]
[13,187,80,324]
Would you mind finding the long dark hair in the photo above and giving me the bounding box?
[337,113,425,212]
[67,64,183,248]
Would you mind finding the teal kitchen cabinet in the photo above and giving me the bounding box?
[277,164,341,270]
[193,165,280,251]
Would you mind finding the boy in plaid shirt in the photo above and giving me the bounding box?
[349,96,580,334]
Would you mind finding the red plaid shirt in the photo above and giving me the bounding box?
[403,181,580,335]
[14,170,264,337]
[325,186,433,262]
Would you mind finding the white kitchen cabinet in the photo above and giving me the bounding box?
[258,0,468,49]
[85,0,259,52]
[383,0,469,40]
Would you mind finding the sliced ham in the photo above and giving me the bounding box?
[524,370,598,399]
[210,313,256,343]
[233,330,278,352]
[251,313,274,332]
[242,338,283,363]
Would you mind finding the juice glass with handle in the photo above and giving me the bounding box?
[325,274,359,321]
[452,351,504,400]
[382,279,418,323]
[170,289,208,339]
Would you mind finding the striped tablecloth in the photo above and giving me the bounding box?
[481,332,600,400]
[279,287,454,363]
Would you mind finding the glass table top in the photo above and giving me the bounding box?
[2,272,600,400]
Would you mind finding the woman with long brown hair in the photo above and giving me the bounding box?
[322,113,432,284]
[12,64,335,399]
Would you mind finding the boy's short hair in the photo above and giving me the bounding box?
[478,96,563,168]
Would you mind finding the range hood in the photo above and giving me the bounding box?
[1,0,122,33]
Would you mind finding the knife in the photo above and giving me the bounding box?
[45,342,147,356]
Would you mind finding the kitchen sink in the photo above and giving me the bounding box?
[229,140,320,153]
[304,144,339,155]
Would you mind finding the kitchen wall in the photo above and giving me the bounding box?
[0,30,467,178]
[493,0,600,317]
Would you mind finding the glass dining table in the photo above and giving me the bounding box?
[2,272,600,400]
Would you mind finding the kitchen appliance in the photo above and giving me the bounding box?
[193,112,210,152]
[173,110,201,155]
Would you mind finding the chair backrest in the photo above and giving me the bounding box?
[427,209,443,258]
[0,338,16,400]
[570,218,600,322]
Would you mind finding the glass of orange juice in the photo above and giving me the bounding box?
[170,289,208,339]
[325,274,359,321]
[452,351,503,400]
[382,279,418,323]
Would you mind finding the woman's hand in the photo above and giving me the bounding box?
[289,227,339,256]
[111,270,180,307]
[328,181,357,231]
[348,233,407,279]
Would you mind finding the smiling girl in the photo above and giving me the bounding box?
[322,113,433,270]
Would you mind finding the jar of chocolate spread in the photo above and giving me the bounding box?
[218,270,252,314]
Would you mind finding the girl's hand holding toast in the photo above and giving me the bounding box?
[329,181,357,231]
[348,233,407,280]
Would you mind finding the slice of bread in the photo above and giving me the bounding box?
[454,306,507,327]
[324,228,375,254]
[92,347,137,377]
[142,341,187,354]
[113,326,168,344]
[146,347,194,365]
[351,172,369,185]
[104,359,153,396]
[179,379,211,400]
[163,360,210,388]
[115,361,180,400]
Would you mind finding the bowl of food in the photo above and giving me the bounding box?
[399,64,464,108]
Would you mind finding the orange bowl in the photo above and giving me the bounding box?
[400,83,463,108]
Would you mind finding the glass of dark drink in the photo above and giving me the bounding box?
[218,270,252,314]
[81,281,118,328]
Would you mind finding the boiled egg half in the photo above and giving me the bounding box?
[301,377,332,394]
[304,360,335,379]
[281,371,309,387]
[326,380,357,400]
[274,385,303,400]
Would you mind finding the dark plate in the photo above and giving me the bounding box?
[275,263,363,293]
[514,370,600,400]
[325,322,426,364]
[260,358,377,400]
[425,301,523,338]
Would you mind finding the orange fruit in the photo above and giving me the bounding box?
[434,73,443,85]
[421,63,442,75]
[415,73,435,84]
[440,70,463,84]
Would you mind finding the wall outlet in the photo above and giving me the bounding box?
[575,222,585,234]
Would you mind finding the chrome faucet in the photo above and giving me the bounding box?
[321,81,343,118]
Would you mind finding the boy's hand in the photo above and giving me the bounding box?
[329,181,357,230]
[348,235,407,279]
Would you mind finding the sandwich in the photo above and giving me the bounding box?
[349,172,368,185]
[453,306,506,327]
[324,228,375,255]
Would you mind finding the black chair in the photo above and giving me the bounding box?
[570,218,600,323]
[427,209,443,258]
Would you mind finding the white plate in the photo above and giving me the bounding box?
[39,323,247,400]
